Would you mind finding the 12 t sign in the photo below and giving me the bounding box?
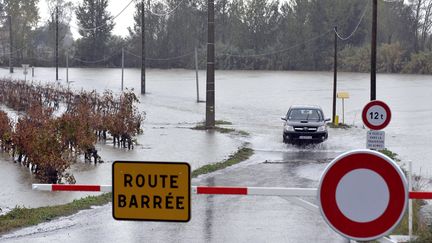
[362,100,391,130]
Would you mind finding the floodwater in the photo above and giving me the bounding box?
[0,67,431,241]
[15,67,428,172]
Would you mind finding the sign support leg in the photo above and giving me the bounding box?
[409,161,413,240]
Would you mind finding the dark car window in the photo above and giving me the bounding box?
[288,109,322,121]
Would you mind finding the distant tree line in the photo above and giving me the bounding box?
[1,0,432,74]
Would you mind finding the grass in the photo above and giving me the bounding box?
[191,146,254,178]
[191,120,250,136]
[0,146,254,235]
[215,120,233,125]
[0,193,111,235]
[379,148,401,162]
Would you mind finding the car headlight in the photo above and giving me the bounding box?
[317,125,327,132]
[284,125,294,132]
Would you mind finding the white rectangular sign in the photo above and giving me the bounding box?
[367,130,385,150]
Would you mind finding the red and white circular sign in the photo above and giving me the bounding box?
[362,100,391,130]
[318,149,407,241]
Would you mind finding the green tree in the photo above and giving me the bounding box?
[2,0,39,62]
[75,0,114,65]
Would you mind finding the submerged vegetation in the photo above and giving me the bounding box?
[0,79,145,183]
[191,146,254,178]
[192,120,250,136]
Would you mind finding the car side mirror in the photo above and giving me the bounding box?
[324,118,331,122]
[281,117,287,121]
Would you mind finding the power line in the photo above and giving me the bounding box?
[334,2,369,41]
[124,49,194,61]
[147,0,188,17]
[70,0,135,32]
[220,30,333,58]
[72,48,123,64]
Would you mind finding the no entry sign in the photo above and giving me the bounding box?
[318,150,407,241]
[362,100,391,130]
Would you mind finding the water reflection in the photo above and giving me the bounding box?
[204,177,215,241]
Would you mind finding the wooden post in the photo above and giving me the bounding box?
[121,47,124,91]
[8,15,13,73]
[342,98,345,124]
[195,47,199,102]
[56,6,59,81]
[205,0,215,128]
[333,26,338,124]
[371,0,377,100]
[409,161,413,240]
[66,51,69,83]
[141,0,146,94]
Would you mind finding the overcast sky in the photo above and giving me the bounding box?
[38,0,137,39]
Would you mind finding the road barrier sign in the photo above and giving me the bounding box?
[112,161,191,222]
[318,150,407,241]
[367,130,385,150]
[362,100,391,130]
[33,152,432,241]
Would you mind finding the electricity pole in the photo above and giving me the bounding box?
[141,0,146,94]
[121,47,124,91]
[371,0,377,101]
[205,0,215,128]
[8,15,13,73]
[56,6,59,81]
[333,26,338,124]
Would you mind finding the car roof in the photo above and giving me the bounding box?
[289,105,322,110]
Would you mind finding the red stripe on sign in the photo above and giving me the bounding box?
[196,186,247,195]
[52,184,101,192]
[409,192,432,199]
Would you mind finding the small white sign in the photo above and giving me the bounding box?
[22,64,29,75]
[367,130,385,150]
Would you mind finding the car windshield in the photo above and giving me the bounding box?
[288,109,322,121]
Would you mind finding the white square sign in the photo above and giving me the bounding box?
[367,130,385,150]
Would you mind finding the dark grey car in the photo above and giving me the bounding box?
[281,105,330,144]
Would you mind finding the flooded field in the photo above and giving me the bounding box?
[0,67,431,241]
[1,68,431,202]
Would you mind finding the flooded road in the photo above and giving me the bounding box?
[0,68,431,241]
[1,153,346,242]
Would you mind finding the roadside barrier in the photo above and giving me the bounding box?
[31,184,432,199]
[31,151,432,242]
[32,184,318,197]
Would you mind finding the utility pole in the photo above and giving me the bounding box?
[66,51,69,83]
[371,0,377,101]
[141,0,146,94]
[56,6,59,81]
[8,15,13,73]
[195,47,199,102]
[333,26,338,124]
[121,47,124,91]
[205,0,215,128]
